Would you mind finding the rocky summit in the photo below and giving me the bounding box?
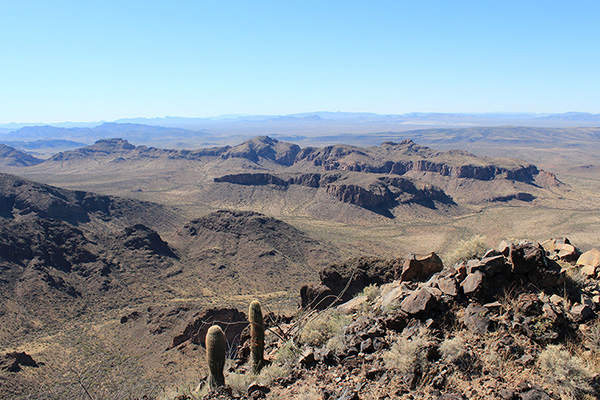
[193,237,600,400]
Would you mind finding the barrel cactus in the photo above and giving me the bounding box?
[206,325,226,389]
[249,300,265,374]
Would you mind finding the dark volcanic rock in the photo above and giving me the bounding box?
[461,271,485,295]
[116,224,175,257]
[401,252,444,281]
[508,241,547,275]
[301,257,402,309]
[400,288,437,315]
[1,352,38,372]
[462,303,490,334]
[0,173,175,227]
[296,139,539,182]
[172,308,247,349]
[215,171,455,216]
[325,183,394,209]
[0,218,98,272]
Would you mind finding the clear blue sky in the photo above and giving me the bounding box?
[1,1,599,123]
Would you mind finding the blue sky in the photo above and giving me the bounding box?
[1,1,599,123]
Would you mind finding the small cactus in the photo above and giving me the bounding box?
[206,325,226,389]
[249,300,265,374]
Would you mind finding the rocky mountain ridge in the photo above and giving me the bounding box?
[0,136,564,221]
[194,237,600,400]
[0,145,43,167]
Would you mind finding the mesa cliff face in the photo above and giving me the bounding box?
[295,139,538,182]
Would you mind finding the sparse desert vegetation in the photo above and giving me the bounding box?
[2,134,600,399]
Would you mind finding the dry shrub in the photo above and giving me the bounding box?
[383,325,431,376]
[225,371,254,397]
[444,234,488,266]
[298,309,351,347]
[537,344,592,400]
[439,336,467,363]
[361,284,381,302]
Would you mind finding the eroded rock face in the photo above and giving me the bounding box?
[301,257,402,309]
[296,140,539,182]
[1,352,38,373]
[172,308,247,349]
[215,172,455,215]
[401,252,444,282]
[116,224,175,257]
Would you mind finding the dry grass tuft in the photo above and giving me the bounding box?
[443,234,488,266]
[298,309,351,347]
[537,344,592,400]
[383,325,431,376]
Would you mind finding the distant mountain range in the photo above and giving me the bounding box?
[1,112,599,158]
[2,111,600,133]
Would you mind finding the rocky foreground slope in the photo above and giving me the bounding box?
[179,238,600,400]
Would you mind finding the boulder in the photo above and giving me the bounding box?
[461,271,485,295]
[542,238,580,262]
[376,281,409,309]
[570,304,593,322]
[527,260,563,288]
[462,303,490,334]
[437,276,459,297]
[520,389,551,400]
[475,255,507,276]
[401,252,443,281]
[400,288,437,315]
[508,241,547,275]
[556,244,580,262]
[498,240,513,256]
[247,382,270,397]
[577,248,600,271]
[337,295,369,314]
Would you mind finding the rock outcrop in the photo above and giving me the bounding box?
[215,172,455,215]
[300,256,403,309]
[1,352,39,373]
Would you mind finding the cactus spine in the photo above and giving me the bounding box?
[206,325,226,389]
[249,300,265,374]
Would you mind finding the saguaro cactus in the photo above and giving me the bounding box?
[249,300,265,374]
[206,325,226,389]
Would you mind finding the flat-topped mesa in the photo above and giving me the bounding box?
[296,140,539,182]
